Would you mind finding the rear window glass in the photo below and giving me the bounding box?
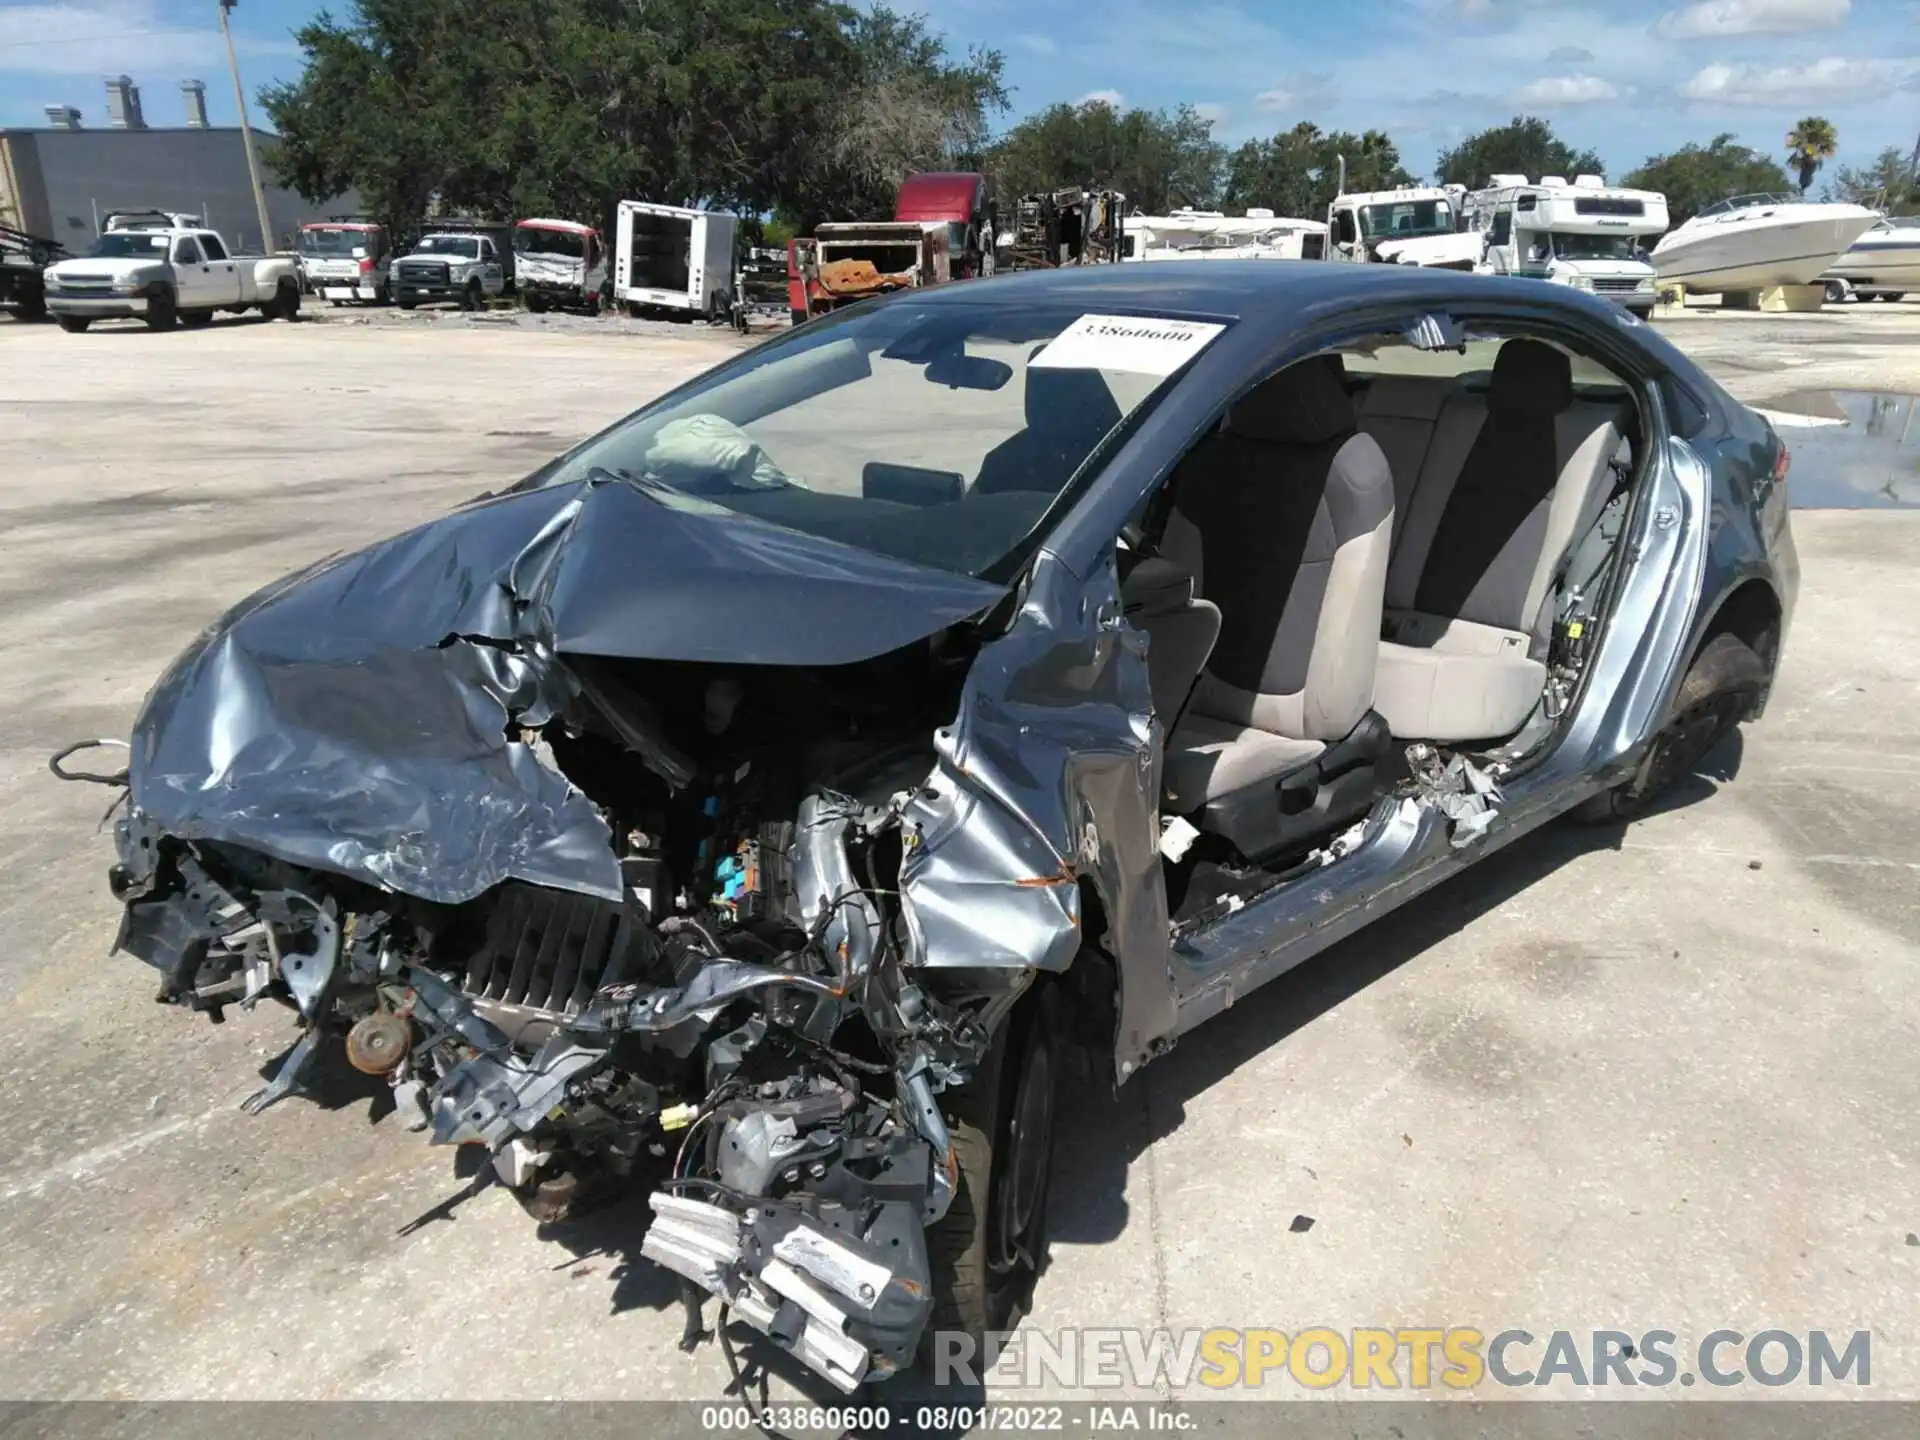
[1342,336,1628,394]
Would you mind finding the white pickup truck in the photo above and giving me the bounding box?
[390,232,508,310]
[43,212,301,333]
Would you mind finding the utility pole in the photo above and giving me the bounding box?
[219,0,277,252]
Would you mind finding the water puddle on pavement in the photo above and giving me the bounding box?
[1754,390,1920,508]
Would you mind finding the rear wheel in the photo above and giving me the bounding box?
[525,292,549,315]
[396,298,417,311]
[1825,280,1849,304]
[925,979,1061,1352]
[1573,632,1768,824]
[1883,292,1906,303]
[178,308,212,328]
[56,315,91,333]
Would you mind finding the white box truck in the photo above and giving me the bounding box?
[613,201,738,320]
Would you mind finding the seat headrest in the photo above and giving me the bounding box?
[1225,354,1356,444]
[1025,345,1124,432]
[1488,338,1573,417]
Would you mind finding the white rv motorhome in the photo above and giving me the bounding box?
[1122,208,1328,262]
[1466,174,1669,317]
[1326,180,1482,269]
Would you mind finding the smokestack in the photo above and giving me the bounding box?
[180,79,208,128]
[104,75,146,129]
[43,105,82,130]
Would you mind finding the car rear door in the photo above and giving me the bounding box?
[195,232,243,304]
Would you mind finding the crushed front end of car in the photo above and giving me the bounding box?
[82,471,1063,1391]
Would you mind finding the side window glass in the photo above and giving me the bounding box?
[172,237,203,265]
[199,233,228,261]
[1490,211,1511,247]
[1334,210,1355,244]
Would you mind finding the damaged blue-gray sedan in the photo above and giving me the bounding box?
[59,262,1798,1392]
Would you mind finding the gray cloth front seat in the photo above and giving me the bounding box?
[1158,356,1395,825]
[1373,338,1626,741]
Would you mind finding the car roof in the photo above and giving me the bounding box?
[908,259,1571,321]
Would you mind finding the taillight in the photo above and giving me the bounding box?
[358,256,375,275]
[1772,443,1790,484]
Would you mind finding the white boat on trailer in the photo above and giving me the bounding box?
[1651,193,1878,294]
[1821,216,1920,302]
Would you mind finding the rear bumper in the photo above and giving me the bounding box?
[313,282,381,300]
[47,295,147,317]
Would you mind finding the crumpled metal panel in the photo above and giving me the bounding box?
[899,549,1178,1061]
[124,474,1005,907]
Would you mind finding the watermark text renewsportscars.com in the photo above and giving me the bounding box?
[930,1327,1873,1391]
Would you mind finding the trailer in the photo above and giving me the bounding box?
[613,201,738,321]
[786,223,951,324]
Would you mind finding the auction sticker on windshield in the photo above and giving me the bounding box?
[1032,314,1227,376]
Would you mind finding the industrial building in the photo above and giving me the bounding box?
[0,76,358,252]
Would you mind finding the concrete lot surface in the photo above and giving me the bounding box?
[0,308,1916,1407]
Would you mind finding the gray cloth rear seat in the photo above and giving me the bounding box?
[1368,339,1626,742]
[1158,355,1394,812]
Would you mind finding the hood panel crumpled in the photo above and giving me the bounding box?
[127,474,1005,906]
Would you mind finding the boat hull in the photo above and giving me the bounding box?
[1825,235,1920,288]
[1654,209,1879,292]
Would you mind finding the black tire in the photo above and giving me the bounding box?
[525,292,549,315]
[277,283,301,321]
[1884,292,1906,302]
[464,280,483,312]
[1572,632,1769,824]
[925,980,1062,1353]
[396,298,417,311]
[1825,280,1848,304]
[144,286,177,331]
[56,315,91,333]
[17,289,47,321]
[178,308,213,328]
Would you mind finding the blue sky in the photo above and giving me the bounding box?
[3,0,1917,181]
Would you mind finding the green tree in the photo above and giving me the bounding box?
[987,100,1224,214]
[1220,123,1413,216]
[1824,145,1918,214]
[1621,135,1794,225]
[1785,115,1839,195]
[261,0,1004,234]
[1434,116,1605,189]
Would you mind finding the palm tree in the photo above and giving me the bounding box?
[1786,116,1839,195]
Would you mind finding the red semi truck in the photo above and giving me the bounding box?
[786,171,995,325]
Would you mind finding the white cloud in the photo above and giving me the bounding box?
[0,0,294,81]
[1077,89,1125,108]
[1681,55,1920,103]
[1193,101,1232,127]
[1655,0,1850,40]
[1512,74,1622,104]
[1251,71,1333,113]
[1013,32,1058,55]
